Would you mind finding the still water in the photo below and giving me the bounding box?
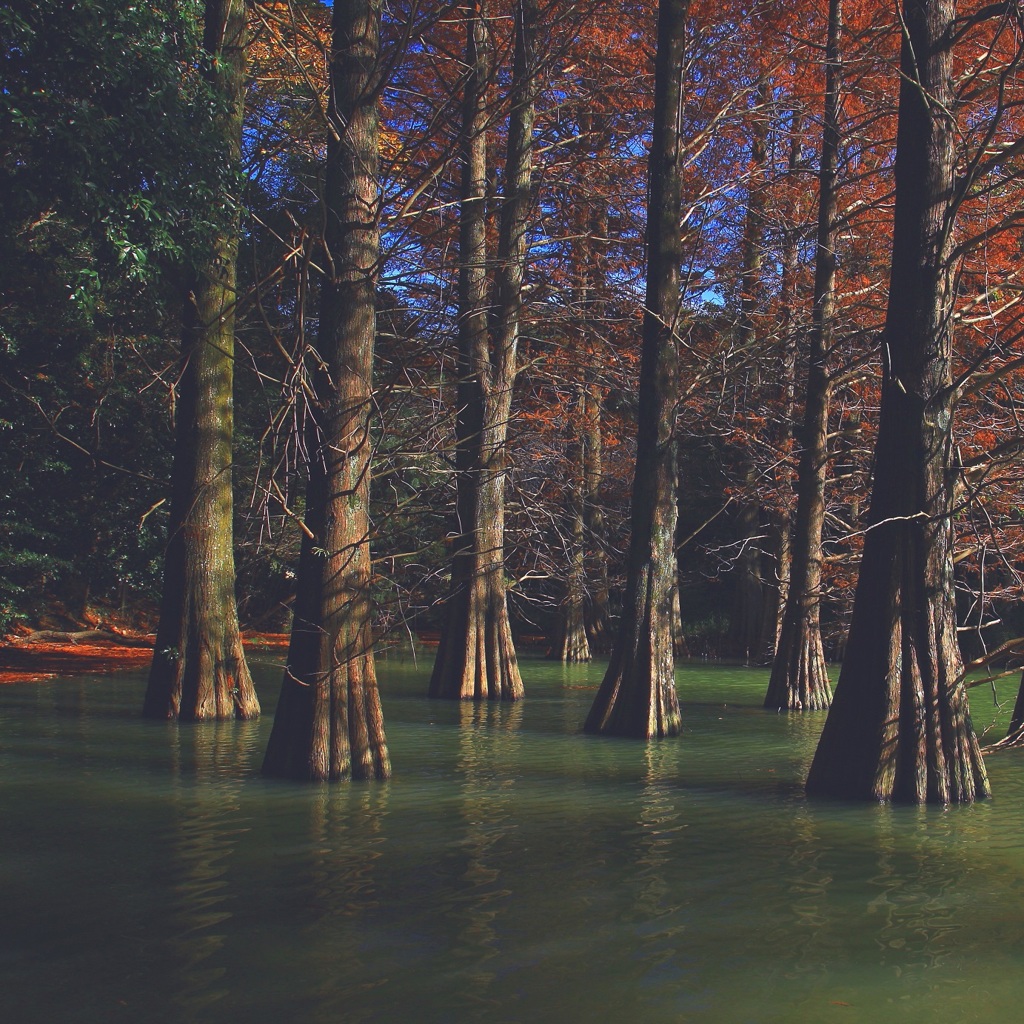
[2,655,1024,1023]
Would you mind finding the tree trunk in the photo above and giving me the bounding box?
[764,114,805,655]
[144,0,259,722]
[727,469,766,662]
[765,0,842,711]
[727,78,770,662]
[991,682,1024,749]
[578,156,613,652]
[430,0,537,700]
[758,512,790,659]
[550,387,592,663]
[262,0,389,781]
[582,372,612,651]
[805,0,988,803]
[584,0,687,739]
[548,196,599,665]
[765,349,832,708]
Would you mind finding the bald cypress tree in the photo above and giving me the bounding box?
[805,0,988,803]
[429,0,538,701]
[765,0,842,713]
[144,0,259,722]
[583,0,688,739]
[262,0,389,781]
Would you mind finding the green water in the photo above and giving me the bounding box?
[2,656,1024,1024]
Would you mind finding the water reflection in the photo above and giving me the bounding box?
[766,799,1007,1021]
[866,809,965,974]
[632,744,685,918]
[165,721,259,1019]
[629,745,689,1008]
[301,784,391,1024]
[6,665,1024,1024]
[442,700,523,1018]
[785,809,834,952]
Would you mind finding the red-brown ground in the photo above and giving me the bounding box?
[0,633,290,685]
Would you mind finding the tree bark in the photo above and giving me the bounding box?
[727,78,770,662]
[584,0,687,739]
[549,188,603,664]
[765,0,843,711]
[549,386,592,663]
[144,0,259,722]
[582,173,612,651]
[805,0,988,803]
[430,0,538,700]
[763,113,806,655]
[582,371,612,650]
[262,0,389,781]
[727,465,766,662]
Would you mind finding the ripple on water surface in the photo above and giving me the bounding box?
[2,660,1024,1023]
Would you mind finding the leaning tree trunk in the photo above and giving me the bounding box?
[765,0,843,712]
[805,0,988,803]
[262,0,389,781]
[144,0,259,722]
[584,0,688,739]
[430,0,537,700]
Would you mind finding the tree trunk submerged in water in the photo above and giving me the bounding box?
[805,0,987,803]
[144,0,259,722]
[262,0,389,781]
[584,0,687,739]
[765,0,842,712]
[430,0,538,700]
[548,386,592,664]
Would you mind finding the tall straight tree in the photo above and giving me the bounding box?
[728,78,771,663]
[429,0,538,701]
[144,0,260,721]
[262,0,389,781]
[583,0,687,739]
[549,383,592,664]
[805,0,988,803]
[764,0,842,712]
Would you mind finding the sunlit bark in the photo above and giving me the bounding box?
[584,0,688,739]
[262,0,389,780]
[430,0,538,700]
[765,0,843,712]
[145,0,259,722]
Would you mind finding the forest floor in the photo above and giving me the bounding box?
[0,630,290,685]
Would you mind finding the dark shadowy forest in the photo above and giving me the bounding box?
[4,0,1024,799]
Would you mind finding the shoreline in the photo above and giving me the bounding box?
[0,633,291,685]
